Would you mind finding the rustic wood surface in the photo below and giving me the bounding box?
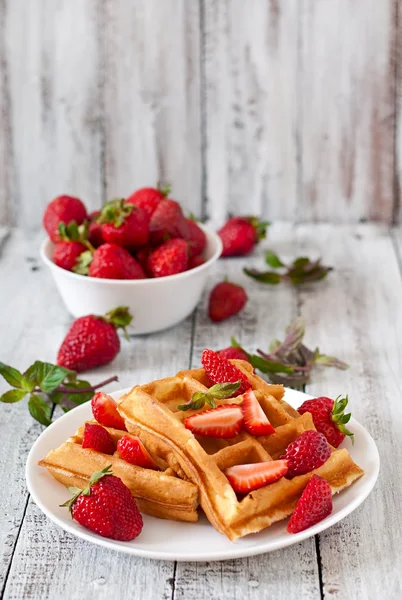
[0,223,401,599]
[0,0,401,226]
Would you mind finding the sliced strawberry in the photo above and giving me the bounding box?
[287,474,333,533]
[184,404,243,438]
[117,435,156,469]
[241,389,275,436]
[91,392,127,430]
[201,348,251,395]
[226,460,289,493]
[82,423,115,455]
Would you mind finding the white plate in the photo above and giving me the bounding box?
[26,388,380,562]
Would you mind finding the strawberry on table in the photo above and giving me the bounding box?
[184,404,243,438]
[149,199,189,245]
[298,395,354,448]
[61,465,143,541]
[98,198,149,249]
[147,238,189,278]
[281,430,331,479]
[91,392,127,430]
[218,216,269,257]
[226,460,289,494]
[82,423,115,454]
[79,243,146,279]
[241,389,275,436]
[185,218,207,258]
[287,474,333,534]
[201,348,251,395]
[126,183,170,218]
[208,281,248,322]
[57,306,132,372]
[43,195,88,242]
[218,346,250,362]
[117,435,156,469]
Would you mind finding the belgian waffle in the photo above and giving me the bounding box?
[39,420,199,522]
[118,360,364,541]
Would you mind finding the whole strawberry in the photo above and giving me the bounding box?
[53,221,89,272]
[149,199,189,245]
[281,430,331,479]
[57,306,132,372]
[218,216,269,257]
[298,395,354,448]
[147,238,189,278]
[61,466,143,541]
[189,255,205,269]
[126,183,170,218]
[77,243,146,279]
[287,475,333,534]
[98,199,149,248]
[88,210,104,248]
[201,348,251,395]
[43,195,88,242]
[208,281,247,322]
[218,346,250,362]
[185,218,206,258]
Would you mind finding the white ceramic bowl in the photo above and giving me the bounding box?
[40,225,222,335]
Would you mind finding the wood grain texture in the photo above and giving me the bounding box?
[3,0,103,229]
[395,0,402,224]
[0,0,13,226]
[300,0,396,224]
[203,0,299,224]
[297,224,402,599]
[103,0,202,215]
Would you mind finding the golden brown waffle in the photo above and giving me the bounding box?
[39,421,199,522]
[118,360,364,540]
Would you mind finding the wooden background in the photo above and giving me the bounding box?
[0,0,401,229]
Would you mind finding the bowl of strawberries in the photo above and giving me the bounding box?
[40,186,222,334]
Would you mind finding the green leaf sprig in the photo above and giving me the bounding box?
[0,361,118,426]
[177,381,241,411]
[244,250,332,286]
[231,317,348,387]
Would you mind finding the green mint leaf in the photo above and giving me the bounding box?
[269,339,281,353]
[314,354,349,370]
[292,257,310,268]
[282,317,305,354]
[50,379,93,409]
[249,354,295,374]
[243,268,282,285]
[265,250,285,269]
[0,389,28,403]
[22,363,40,391]
[177,391,207,411]
[205,394,216,408]
[29,361,73,393]
[0,362,24,389]
[28,394,52,426]
[209,381,241,399]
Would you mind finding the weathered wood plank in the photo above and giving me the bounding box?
[175,223,321,599]
[203,0,299,224]
[0,1,13,226]
[4,0,103,229]
[297,224,402,599]
[300,0,396,223]
[103,0,202,216]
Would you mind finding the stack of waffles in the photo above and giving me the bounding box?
[40,359,364,541]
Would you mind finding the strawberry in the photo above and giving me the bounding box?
[126,183,170,218]
[201,348,251,395]
[149,199,189,245]
[88,211,104,248]
[61,465,143,541]
[43,195,88,243]
[57,306,132,372]
[208,281,247,322]
[54,241,87,271]
[91,392,127,430]
[287,474,332,534]
[135,246,153,271]
[117,435,156,469]
[146,238,189,278]
[185,218,206,258]
[82,423,115,454]
[98,199,149,248]
[184,404,243,438]
[226,460,289,494]
[298,395,354,448]
[79,243,146,279]
[218,216,269,257]
[241,389,275,436]
[281,430,331,479]
[189,255,206,269]
[218,346,249,362]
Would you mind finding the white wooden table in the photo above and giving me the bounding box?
[0,223,401,600]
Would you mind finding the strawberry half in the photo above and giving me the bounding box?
[287,474,333,534]
[117,435,156,469]
[91,392,127,430]
[226,460,289,494]
[82,423,115,455]
[281,430,331,479]
[201,348,251,395]
[241,389,275,436]
[184,404,243,438]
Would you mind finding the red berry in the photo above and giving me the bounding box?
[184,404,244,438]
[91,392,126,430]
[149,199,189,245]
[189,255,206,269]
[53,241,87,271]
[298,396,354,448]
[241,389,275,436]
[287,475,333,534]
[99,199,149,248]
[208,281,247,322]
[88,212,104,247]
[43,195,88,242]
[218,216,268,257]
[185,219,207,258]
[201,348,251,395]
[281,430,331,479]
[89,244,146,279]
[218,347,250,362]
[147,238,189,278]
[126,184,169,218]
[82,423,115,454]
[226,460,288,494]
[117,435,156,469]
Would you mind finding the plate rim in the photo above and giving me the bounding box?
[26,387,380,562]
